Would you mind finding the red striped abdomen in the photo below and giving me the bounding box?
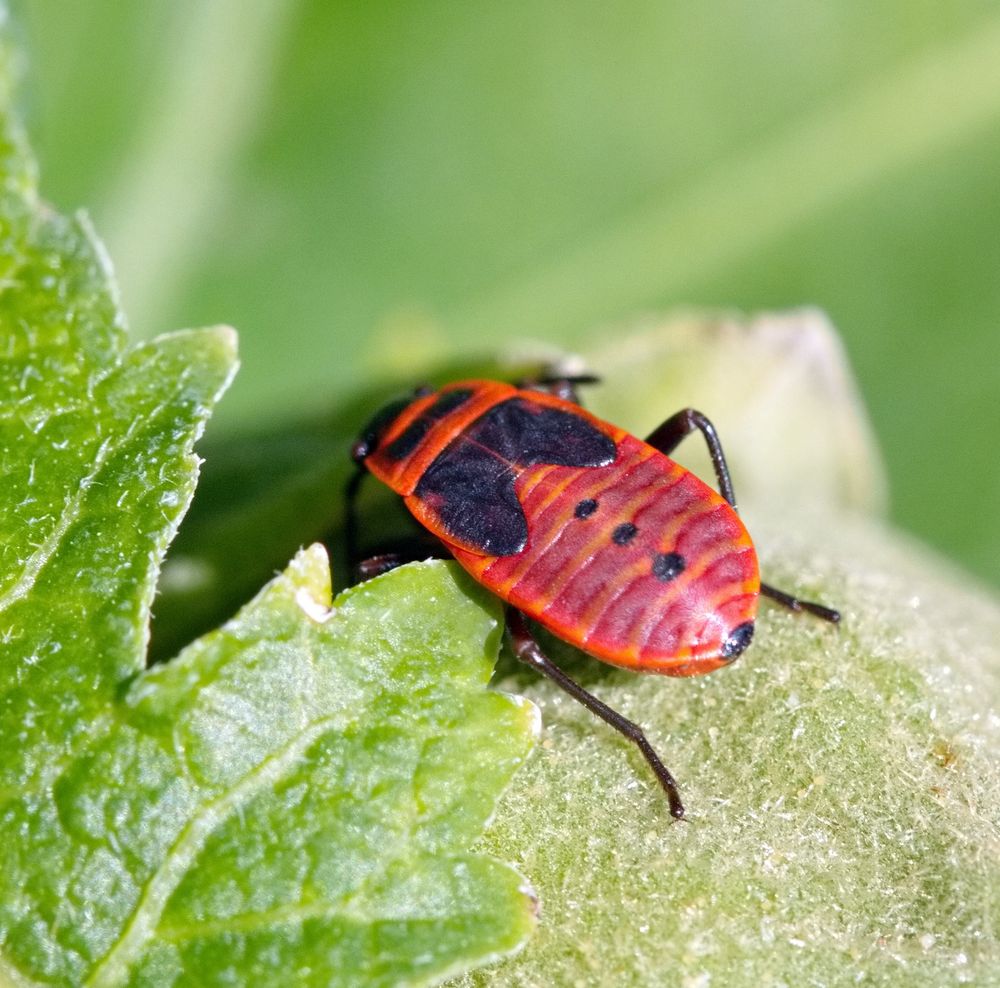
[449,433,759,675]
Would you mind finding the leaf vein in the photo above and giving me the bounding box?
[0,435,118,615]
[84,714,340,988]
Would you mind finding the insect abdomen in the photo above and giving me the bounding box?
[451,434,760,675]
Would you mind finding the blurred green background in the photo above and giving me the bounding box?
[10,1,1000,588]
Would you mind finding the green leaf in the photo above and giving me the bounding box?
[45,554,535,988]
[449,513,1000,986]
[0,31,536,988]
[153,313,1000,985]
[0,94,239,794]
[438,328,1000,986]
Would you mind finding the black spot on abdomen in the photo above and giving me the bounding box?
[652,552,685,582]
[612,522,638,545]
[721,621,755,660]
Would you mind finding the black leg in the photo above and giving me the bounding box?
[761,583,841,623]
[518,373,601,406]
[507,609,685,819]
[355,552,414,582]
[644,408,738,509]
[344,468,367,573]
[353,540,452,583]
[346,467,450,583]
[645,409,840,625]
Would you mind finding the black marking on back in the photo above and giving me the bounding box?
[575,498,598,518]
[357,397,411,461]
[652,551,685,582]
[429,388,474,419]
[384,388,473,461]
[415,444,528,555]
[415,397,616,555]
[466,397,616,467]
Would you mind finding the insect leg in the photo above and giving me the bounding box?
[518,373,601,406]
[346,468,449,582]
[355,552,414,581]
[644,408,738,508]
[760,583,840,623]
[345,467,367,572]
[645,411,840,624]
[352,538,451,583]
[507,609,686,819]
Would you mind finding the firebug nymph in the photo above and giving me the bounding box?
[347,375,839,818]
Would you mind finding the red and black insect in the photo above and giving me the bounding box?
[348,376,839,818]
